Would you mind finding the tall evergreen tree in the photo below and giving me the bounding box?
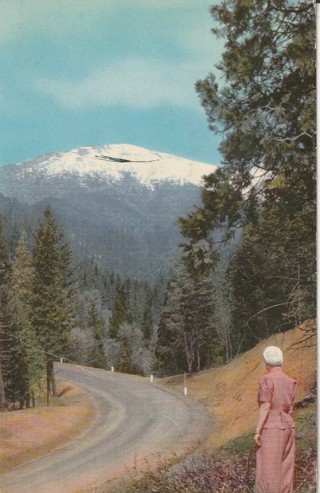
[117,322,144,375]
[6,233,43,408]
[180,0,315,246]
[108,283,132,339]
[228,197,316,351]
[87,303,106,369]
[155,281,185,376]
[180,266,223,373]
[178,0,315,352]
[31,206,74,403]
[141,295,153,344]
[196,0,315,190]
[0,217,10,407]
[156,264,223,376]
[118,334,133,374]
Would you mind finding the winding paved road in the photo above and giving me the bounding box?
[0,363,211,493]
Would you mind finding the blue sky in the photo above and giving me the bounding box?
[0,0,224,168]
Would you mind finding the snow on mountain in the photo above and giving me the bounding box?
[13,144,217,188]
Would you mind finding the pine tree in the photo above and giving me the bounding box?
[155,279,185,376]
[31,206,74,403]
[118,335,132,374]
[117,323,143,375]
[196,0,315,191]
[87,303,106,369]
[108,283,132,339]
[228,198,316,351]
[178,0,315,353]
[0,217,10,408]
[6,233,43,408]
[141,298,153,344]
[179,267,223,373]
[155,265,223,376]
[211,260,233,362]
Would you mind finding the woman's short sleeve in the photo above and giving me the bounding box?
[258,375,274,404]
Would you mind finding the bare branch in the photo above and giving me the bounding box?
[275,132,314,143]
[245,301,299,327]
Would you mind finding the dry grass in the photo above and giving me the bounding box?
[0,380,94,473]
[159,321,316,450]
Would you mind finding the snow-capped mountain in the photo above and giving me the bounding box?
[0,145,217,281]
[1,144,216,195]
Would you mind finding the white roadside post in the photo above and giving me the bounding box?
[150,374,154,383]
[111,366,114,372]
[184,372,187,396]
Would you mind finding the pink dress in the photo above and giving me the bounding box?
[255,367,297,493]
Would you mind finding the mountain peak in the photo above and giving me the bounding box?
[15,144,217,188]
[0,144,218,281]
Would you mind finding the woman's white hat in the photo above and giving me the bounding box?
[263,346,283,366]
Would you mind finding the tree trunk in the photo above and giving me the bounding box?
[196,347,201,373]
[51,365,57,397]
[183,331,194,375]
[25,393,31,408]
[46,365,50,406]
[19,395,24,410]
[0,362,5,408]
[46,354,52,405]
[46,355,57,402]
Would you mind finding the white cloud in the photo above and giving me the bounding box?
[35,58,206,111]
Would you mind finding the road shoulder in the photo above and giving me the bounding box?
[0,379,95,474]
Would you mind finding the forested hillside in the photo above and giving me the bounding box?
[0,207,166,408]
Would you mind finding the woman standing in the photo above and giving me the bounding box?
[254,346,297,493]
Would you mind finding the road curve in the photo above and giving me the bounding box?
[0,363,211,493]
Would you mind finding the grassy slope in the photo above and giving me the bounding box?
[0,381,94,474]
[159,321,316,450]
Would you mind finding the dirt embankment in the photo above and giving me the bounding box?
[160,321,316,450]
[0,381,94,474]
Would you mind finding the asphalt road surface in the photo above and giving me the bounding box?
[0,363,211,493]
